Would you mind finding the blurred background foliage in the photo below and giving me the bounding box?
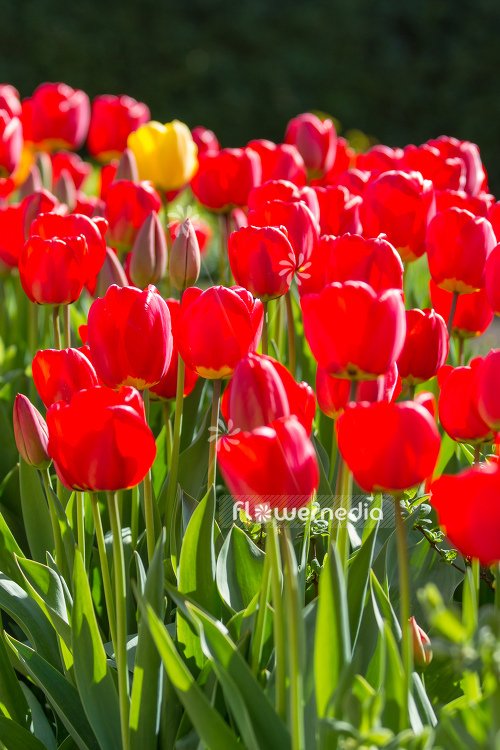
[1,0,500,189]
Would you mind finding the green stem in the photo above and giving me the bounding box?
[251,550,271,676]
[495,564,500,610]
[52,306,62,349]
[328,418,337,484]
[474,444,481,464]
[266,522,286,721]
[63,304,71,349]
[163,402,172,471]
[336,456,352,572]
[394,497,412,729]
[207,379,221,489]
[76,491,85,568]
[91,494,117,649]
[164,354,185,537]
[107,491,130,750]
[142,389,156,564]
[362,492,383,544]
[40,468,67,581]
[458,336,464,366]
[274,296,284,355]
[130,485,140,551]
[285,291,296,378]
[447,291,459,337]
[408,384,416,401]
[28,302,38,401]
[262,301,268,355]
[472,557,480,609]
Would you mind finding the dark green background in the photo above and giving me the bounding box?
[2,0,499,191]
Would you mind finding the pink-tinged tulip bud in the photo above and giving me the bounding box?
[90,246,128,298]
[18,165,43,200]
[169,217,201,292]
[0,85,22,118]
[192,126,220,155]
[13,394,51,470]
[0,111,23,179]
[33,151,53,190]
[284,113,337,177]
[22,189,64,240]
[409,617,433,667]
[129,211,167,288]
[53,169,77,211]
[114,148,139,183]
[168,218,212,256]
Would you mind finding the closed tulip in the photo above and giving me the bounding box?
[361,171,435,262]
[88,95,150,161]
[0,111,23,178]
[127,120,198,191]
[0,85,21,118]
[325,234,404,292]
[228,225,295,301]
[247,139,307,186]
[485,243,500,315]
[169,217,200,292]
[430,461,500,565]
[191,147,262,211]
[217,415,319,517]
[175,285,263,379]
[313,185,362,237]
[438,359,494,444]
[51,150,91,190]
[402,143,464,191]
[22,82,90,151]
[149,299,198,402]
[427,208,496,293]
[19,235,88,305]
[22,188,64,240]
[248,179,301,212]
[316,362,399,419]
[88,284,173,390]
[429,280,493,338]
[435,189,493,217]
[336,401,441,493]
[13,394,51,470]
[311,137,355,184]
[47,385,156,491]
[356,145,404,173]
[409,617,433,668]
[0,201,25,267]
[301,281,406,379]
[32,348,99,408]
[168,217,212,256]
[129,211,167,289]
[105,180,162,252]
[191,126,220,155]
[473,350,500,432]
[427,136,486,197]
[397,309,449,385]
[284,113,337,177]
[89,246,128,298]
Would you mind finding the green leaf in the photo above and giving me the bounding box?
[0,505,25,587]
[381,622,406,734]
[143,602,241,750]
[177,486,220,675]
[152,425,168,498]
[19,458,54,563]
[216,525,265,612]
[130,531,166,750]
[72,549,121,750]
[0,614,29,725]
[315,544,351,718]
[20,683,57,750]
[7,636,100,750]
[348,526,378,645]
[0,716,47,750]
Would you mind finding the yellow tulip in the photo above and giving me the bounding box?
[127,120,198,191]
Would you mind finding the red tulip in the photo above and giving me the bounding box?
[191,148,262,211]
[402,143,465,191]
[217,415,319,517]
[248,199,319,269]
[328,168,371,196]
[248,179,300,212]
[105,179,162,252]
[192,126,220,155]
[13,394,51,470]
[409,616,433,668]
[175,285,263,379]
[149,299,198,401]
[311,137,355,184]
[356,145,404,172]
[414,391,438,422]
[47,385,156,491]
[168,218,212,255]
[429,279,493,338]
[316,362,399,419]
[0,85,21,118]
[337,401,441,493]
[435,189,493,217]
[488,200,500,239]
[87,95,150,161]
[99,161,119,200]
[30,212,107,284]
[361,170,435,262]
[485,243,500,315]
[427,208,496,293]
[301,281,406,379]
[22,82,90,151]
[438,359,494,444]
[22,189,65,240]
[88,284,172,389]
[284,113,336,177]
[32,348,99,408]
[51,150,91,190]
[19,235,89,305]
[247,139,306,186]
[228,225,295,301]
[0,111,23,178]
[324,234,404,292]
[430,461,500,565]
[427,136,486,197]
[313,185,362,237]
[0,201,25,267]
[472,350,500,432]
[74,193,106,218]
[397,309,448,385]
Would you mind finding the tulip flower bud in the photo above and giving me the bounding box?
[409,617,433,668]
[33,151,53,190]
[114,147,139,183]
[169,217,201,292]
[22,188,63,240]
[13,394,51,470]
[18,164,43,200]
[129,211,167,288]
[53,169,77,211]
[93,247,128,298]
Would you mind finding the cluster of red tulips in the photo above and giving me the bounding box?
[3,81,500,571]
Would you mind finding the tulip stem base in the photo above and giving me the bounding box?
[251,549,271,676]
[285,291,296,378]
[91,493,117,650]
[63,304,71,349]
[262,301,268,355]
[52,306,62,350]
[76,491,85,568]
[394,496,412,729]
[266,521,286,721]
[107,491,130,750]
[165,354,185,540]
[208,379,221,489]
[447,291,459,337]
